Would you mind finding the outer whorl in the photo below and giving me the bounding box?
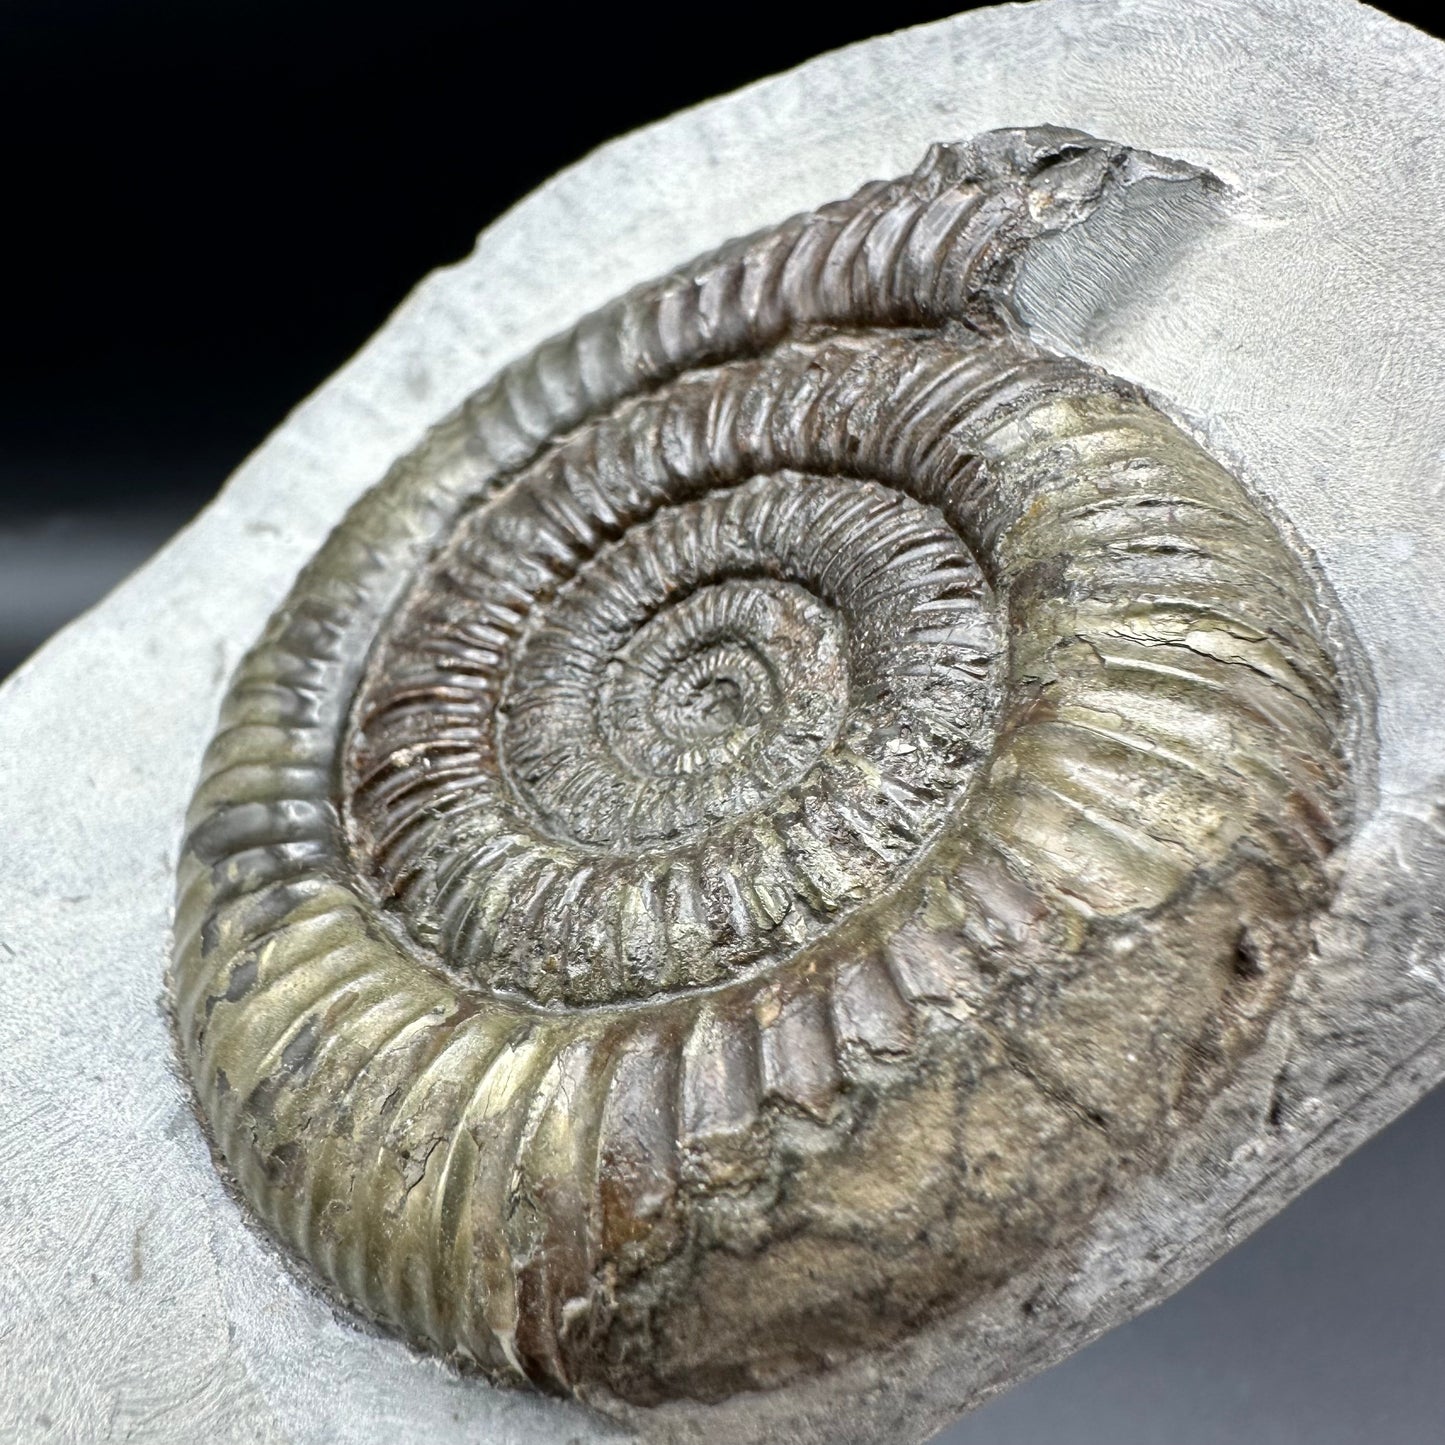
[170,129,1352,1406]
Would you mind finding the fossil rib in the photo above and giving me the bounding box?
[170,128,1351,1407]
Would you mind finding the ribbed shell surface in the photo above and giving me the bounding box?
[171,129,1351,1406]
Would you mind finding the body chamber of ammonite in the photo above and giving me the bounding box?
[170,129,1352,1406]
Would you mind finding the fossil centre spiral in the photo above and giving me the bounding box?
[170,128,1354,1407]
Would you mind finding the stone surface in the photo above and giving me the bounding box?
[3,1,1444,1442]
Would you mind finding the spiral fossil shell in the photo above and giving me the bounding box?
[171,128,1352,1406]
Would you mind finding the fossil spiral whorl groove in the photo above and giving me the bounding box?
[346,414,1002,1008]
[171,130,1351,1405]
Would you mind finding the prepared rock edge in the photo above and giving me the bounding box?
[169,129,1356,1409]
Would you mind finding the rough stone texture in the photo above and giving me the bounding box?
[3,2,1444,1442]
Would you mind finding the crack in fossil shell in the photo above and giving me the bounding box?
[170,128,1353,1408]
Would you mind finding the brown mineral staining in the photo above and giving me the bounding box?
[170,128,1351,1406]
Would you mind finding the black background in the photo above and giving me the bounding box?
[2,0,996,679]
[5,4,1445,1442]
[1,0,1435,670]
[1,0,1013,675]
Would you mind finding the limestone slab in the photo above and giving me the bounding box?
[3,2,1444,1441]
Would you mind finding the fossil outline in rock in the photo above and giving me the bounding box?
[170,128,1353,1407]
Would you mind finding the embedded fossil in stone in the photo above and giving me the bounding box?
[170,128,1353,1408]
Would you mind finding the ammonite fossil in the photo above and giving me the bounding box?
[170,128,1351,1407]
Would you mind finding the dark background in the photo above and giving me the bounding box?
[5,4,1444,1442]
[0,0,987,674]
